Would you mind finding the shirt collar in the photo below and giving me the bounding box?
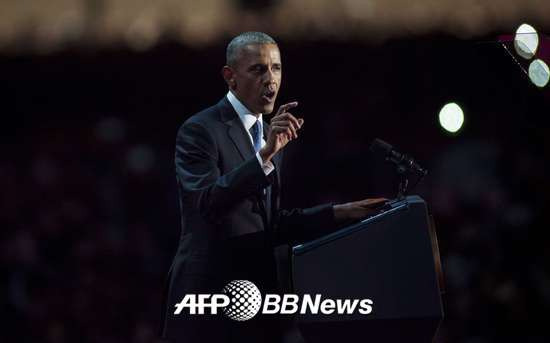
[226,91,263,132]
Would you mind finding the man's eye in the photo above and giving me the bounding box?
[252,66,265,73]
[273,65,282,71]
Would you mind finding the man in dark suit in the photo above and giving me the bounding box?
[160,32,386,343]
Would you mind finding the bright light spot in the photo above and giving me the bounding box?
[514,23,539,60]
[439,103,464,133]
[528,59,550,88]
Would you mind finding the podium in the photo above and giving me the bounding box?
[291,195,444,342]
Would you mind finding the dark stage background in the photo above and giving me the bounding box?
[2,31,550,343]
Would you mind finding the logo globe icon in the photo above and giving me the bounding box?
[222,280,262,321]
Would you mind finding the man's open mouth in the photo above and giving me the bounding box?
[262,90,276,102]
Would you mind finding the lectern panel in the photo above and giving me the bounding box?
[291,196,443,342]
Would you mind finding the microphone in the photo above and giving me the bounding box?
[369,138,427,176]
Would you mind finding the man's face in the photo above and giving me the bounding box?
[227,44,281,114]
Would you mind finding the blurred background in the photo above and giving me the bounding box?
[2,0,550,342]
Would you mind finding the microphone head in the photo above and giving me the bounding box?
[369,138,393,156]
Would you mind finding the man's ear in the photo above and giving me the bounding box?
[222,66,236,90]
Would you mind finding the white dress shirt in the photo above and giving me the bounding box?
[226,91,275,175]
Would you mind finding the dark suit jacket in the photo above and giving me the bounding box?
[160,97,335,342]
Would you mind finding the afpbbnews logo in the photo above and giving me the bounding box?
[174,280,374,321]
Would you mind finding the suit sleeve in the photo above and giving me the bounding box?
[175,121,272,223]
[274,204,336,245]
[271,154,337,245]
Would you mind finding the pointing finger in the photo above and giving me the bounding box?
[275,101,299,116]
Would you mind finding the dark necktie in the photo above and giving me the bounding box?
[249,119,262,153]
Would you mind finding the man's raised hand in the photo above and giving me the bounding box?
[260,101,304,163]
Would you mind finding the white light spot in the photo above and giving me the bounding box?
[514,23,539,60]
[439,103,464,134]
[528,59,550,88]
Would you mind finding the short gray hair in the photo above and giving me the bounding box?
[226,32,277,66]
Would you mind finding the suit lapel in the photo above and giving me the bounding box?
[219,97,271,225]
[218,97,282,226]
[219,97,256,162]
[219,96,282,175]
